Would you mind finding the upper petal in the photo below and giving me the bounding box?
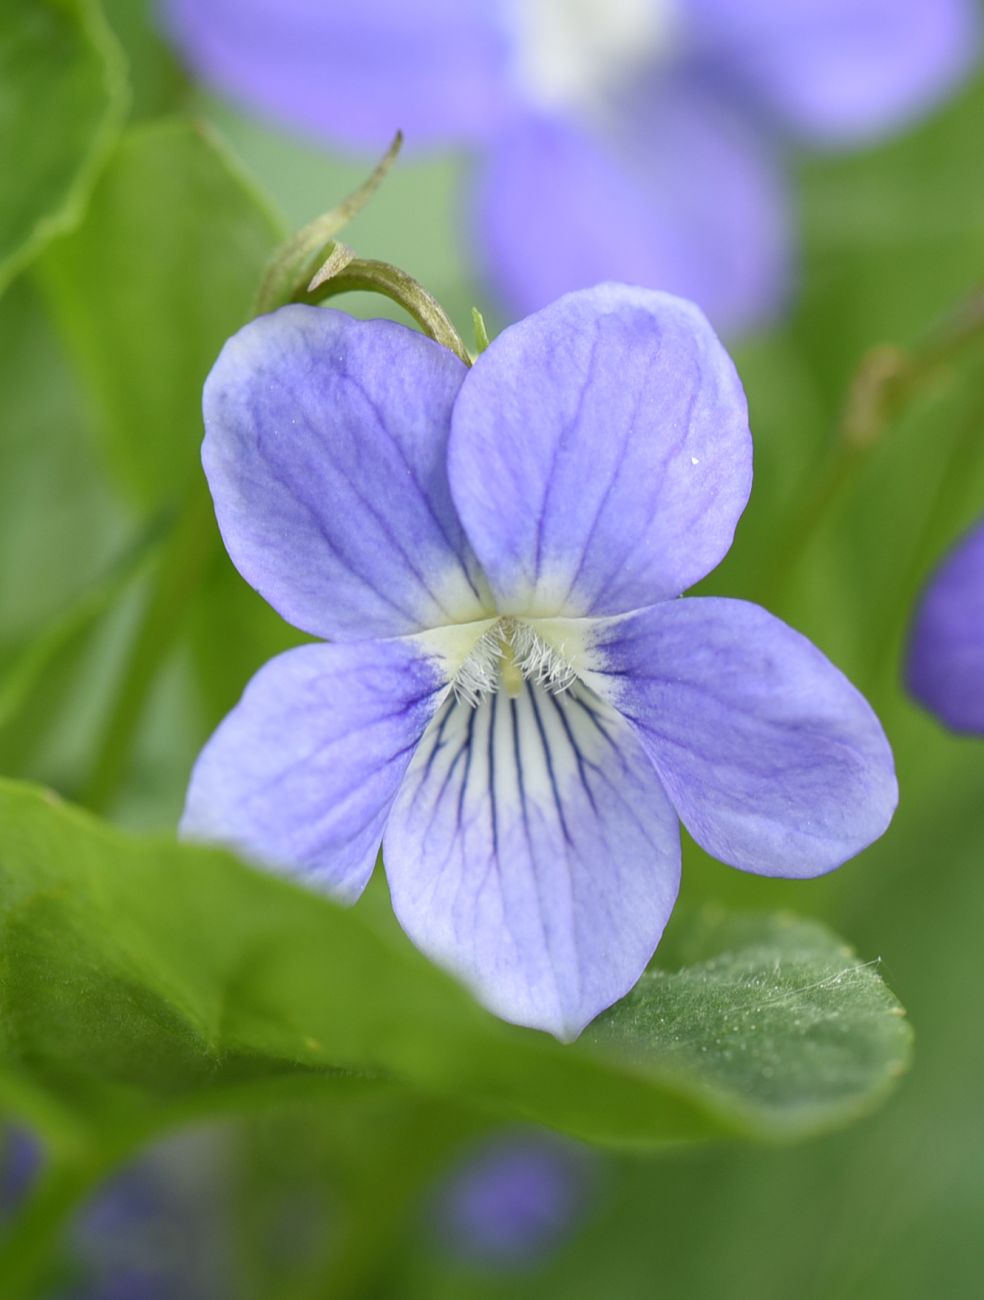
[471,91,792,335]
[203,305,487,641]
[583,598,897,877]
[181,637,446,900]
[161,0,513,150]
[687,0,981,145]
[447,285,752,619]
[906,516,984,733]
[383,679,681,1039]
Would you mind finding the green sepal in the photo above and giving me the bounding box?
[253,132,472,364]
[253,132,402,315]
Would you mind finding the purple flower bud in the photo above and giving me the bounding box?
[907,515,984,733]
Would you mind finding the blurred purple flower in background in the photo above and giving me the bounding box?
[161,0,979,331]
[0,1126,42,1219]
[907,515,984,733]
[431,1129,597,1268]
[0,1127,228,1299]
[65,1142,228,1300]
[182,284,897,1038]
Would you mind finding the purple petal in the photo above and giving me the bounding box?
[907,517,984,733]
[382,680,681,1039]
[471,88,792,334]
[160,0,512,150]
[182,638,445,900]
[584,598,897,877]
[203,305,487,641]
[688,0,981,145]
[448,284,751,619]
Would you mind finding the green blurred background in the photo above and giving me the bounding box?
[3,0,984,1295]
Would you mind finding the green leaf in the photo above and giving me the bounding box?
[0,276,138,800]
[39,117,283,505]
[0,781,911,1151]
[100,0,188,121]
[35,118,288,813]
[590,908,911,1139]
[0,278,126,648]
[0,516,164,777]
[0,0,127,294]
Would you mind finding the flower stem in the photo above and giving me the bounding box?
[767,286,984,601]
[864,383,984,690]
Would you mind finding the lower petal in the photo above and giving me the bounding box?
[470,84,791,335]
[382,680,681,1040]
[584,598,897,877]
[182,638,446,900]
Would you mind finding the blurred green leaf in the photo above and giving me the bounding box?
[0,781,910,1151]
[186,548,303,733]
[0,278,126,647]
[796,73,984,395]
[101,0,189,120]
[0,0,127,294]
[39,116,282,505]
[34,117,287,810]
[0,517,167,780]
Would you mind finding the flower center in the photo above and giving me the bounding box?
[508,0,678,114]
[452,617,579,707]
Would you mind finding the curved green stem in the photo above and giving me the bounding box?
[254,133,403,316]
[300,255,472,365]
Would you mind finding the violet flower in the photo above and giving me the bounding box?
[0,1128,226,1300]
[182,284,897,1039]
[432,1130,596,1268]
[907,515,984,733]
[67,1157,222,1300]
[161,0,979,332]
[0,1126,42,1218]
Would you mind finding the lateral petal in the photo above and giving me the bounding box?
[584,598,898,877]
[182,637,446,899]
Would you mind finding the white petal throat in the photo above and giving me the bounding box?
[452,617,579,707]
[509,0,679,113]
